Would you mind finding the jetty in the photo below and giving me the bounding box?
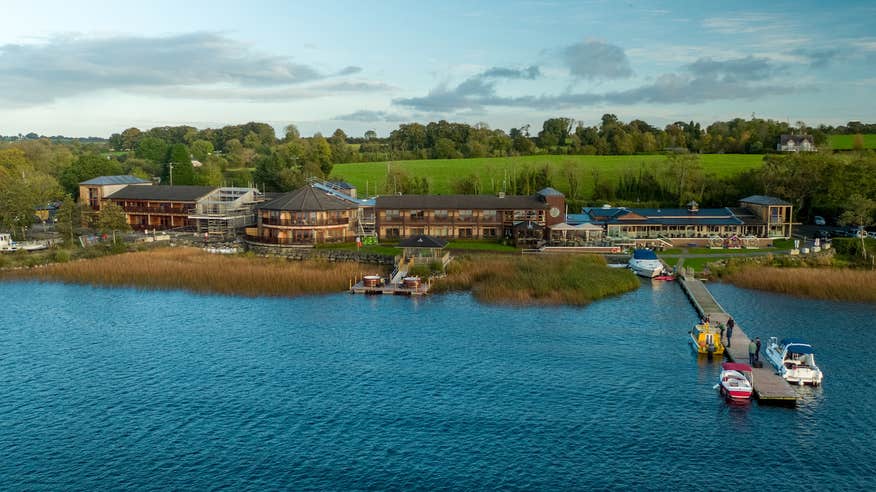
[678,272,798,404]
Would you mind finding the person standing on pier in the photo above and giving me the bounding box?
[755,337,762,363]
[719,323,725,345]
[748,340,757,365]
[726,318,735,347]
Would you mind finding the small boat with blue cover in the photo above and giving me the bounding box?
[628,249,664,278]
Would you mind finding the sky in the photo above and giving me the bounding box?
[1,0,875,138]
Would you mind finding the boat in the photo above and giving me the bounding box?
[628,249,664,278]
[764,337,824,386]
[0,233,47,252]
[689,322,725,355]
[717,362,753,401]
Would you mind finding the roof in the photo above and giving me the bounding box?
[722,362,752,372]
[106,185,216,202]
[536,187,564,197]
[398,234,448,249]
[259,185,357,211]
[740,195,791,206]
[80,175,150,186]
[551,222,603,231]
[584,206,743,226]
[329,180,355,190]
[632,249,658,260]
[779,134,814,144]
[376,194,548,210]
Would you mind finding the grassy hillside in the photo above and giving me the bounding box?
[331,154,764,196]
[828,134,876,150]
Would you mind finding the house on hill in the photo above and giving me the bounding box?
[777,134,816,152]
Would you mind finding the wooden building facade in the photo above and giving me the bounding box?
[104,185,216,230]
[78,175,152,226]
[374,188,565,242]
[246,186,358,245]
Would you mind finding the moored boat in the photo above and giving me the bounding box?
[628,249,664,278]
[689,322,725,355]
[718,362,753,401]
[764,337,824,386]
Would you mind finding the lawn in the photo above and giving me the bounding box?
[828,134,876,150]
[331,154,764,196]
[446,240,518,252]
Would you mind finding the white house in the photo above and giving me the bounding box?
[777,134,816,152]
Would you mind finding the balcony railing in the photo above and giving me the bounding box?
[260,217,350,226]
[245,234,347,245]
[122,206,193,214]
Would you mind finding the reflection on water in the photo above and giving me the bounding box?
[0,280,873,489]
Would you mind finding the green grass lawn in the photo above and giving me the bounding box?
[828,134,876,150]
[331,154,764,196]
[315,242,400,256]
[446,240,518,252]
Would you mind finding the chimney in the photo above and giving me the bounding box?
[497,192,506,198]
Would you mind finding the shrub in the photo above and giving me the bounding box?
[52,249,72,263]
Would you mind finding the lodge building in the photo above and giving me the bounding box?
[374,188,566,243]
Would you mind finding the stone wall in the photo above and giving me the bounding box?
[245,243,395,265]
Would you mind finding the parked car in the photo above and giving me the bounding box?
[814,216,826,226]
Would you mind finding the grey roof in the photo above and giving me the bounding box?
[398,234,448,248]
[779,134,814,145]
[80,175,150,186]
[259,186,357,211]
[739,195,791,206]
[106,185,217,202]
[376,194,548,210]
[536,187,564,197]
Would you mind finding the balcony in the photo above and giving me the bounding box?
[122,206,193,214]
[260,217,350,227]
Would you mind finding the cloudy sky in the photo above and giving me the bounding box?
[1,0,874,138]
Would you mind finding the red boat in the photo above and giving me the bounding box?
[718,362,753,401]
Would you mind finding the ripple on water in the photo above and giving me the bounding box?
[0,281,874,489]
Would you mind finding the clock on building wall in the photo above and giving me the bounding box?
[549,207,560,218]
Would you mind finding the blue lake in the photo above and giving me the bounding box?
[1,280,874,489]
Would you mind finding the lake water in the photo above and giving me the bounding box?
[1,280,874,489]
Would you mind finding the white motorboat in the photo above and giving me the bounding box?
[717,362,753,401]
[1,233,47,252]
[628,249,663,278]
[764,337,824,386]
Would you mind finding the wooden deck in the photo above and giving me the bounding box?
[350,280,430,296]
[678,274,798,404]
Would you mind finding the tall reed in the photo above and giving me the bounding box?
[1,248,384,298]
[432,254,639,306]
[723,266,876,303]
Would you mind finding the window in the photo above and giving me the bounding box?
[457,209,473,221]
[410,227,425,236]
[384,209,400,220]
[481,210,496,221]
[434,209,449,220]
[483,227,498,238]
[410,210,425,221]
[385,228,400,239]
[458,228,473,239]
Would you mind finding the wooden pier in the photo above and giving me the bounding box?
[350,279,430,296]
[678,274,798,404]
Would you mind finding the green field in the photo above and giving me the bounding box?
[828,134,876,150]
[331,154,764,196]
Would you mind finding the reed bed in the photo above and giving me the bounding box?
[1,247,381,298]
[723,266,876,303]
[432,254,639,306]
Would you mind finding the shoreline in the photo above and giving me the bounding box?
[1,247,641,306]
